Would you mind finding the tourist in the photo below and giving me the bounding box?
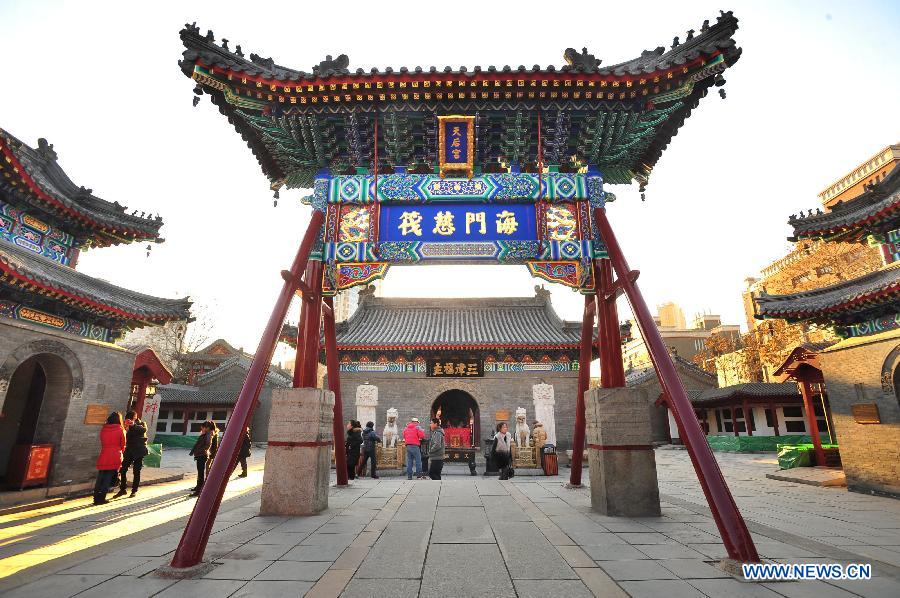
[235,426,251,478]
[361,421,380,479]
[492,422,513,480]
[345,420,363,480]
[114,410,148,498]
[403,416,426,480]
[205,420,220,479]
[427,417,445,480]
[532,420,548,469]
[189,422,212,496]
[93,412,125,505]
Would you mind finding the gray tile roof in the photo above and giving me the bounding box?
[0,128,164,244]
[157,384,237,405]
[335,292,582,349]
[195,355,291,387]
[788,164,900,241]
[0,240,192,324]
[180,12,739,80]
[690,382,800,406]
[626,354,717,386]
[754,265,900,323]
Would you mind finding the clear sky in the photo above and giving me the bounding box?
[2,0,899,363]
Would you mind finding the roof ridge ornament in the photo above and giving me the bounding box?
[313,54,350,76]
[37,138,57,161]
[563,47,601,70]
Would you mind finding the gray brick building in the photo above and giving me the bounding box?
[0,128,191,491]
[322,287,586,452]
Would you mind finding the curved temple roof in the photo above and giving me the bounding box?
[296,289,583,350]
[0,240,192,328]
[0,128,165,247]
[179,12,741,190]
[754,264,900,325]
[788,165,900,242]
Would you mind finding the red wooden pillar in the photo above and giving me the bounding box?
[569,294,595,487]
[742,400,752,436]
[133,378,148,417]
[769,402,780,436]
[298,261,324,388]
[596,259,625,388]
[292,282,310,388]
[170,211,324,569]
[323,296,348,486]
[798,381,826,467]
[594,207,758,563]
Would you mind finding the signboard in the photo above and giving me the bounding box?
[851,403,881,424]
[25,445,52,483]
[380,203,537,243]
[438,115,475,178]
[426,358,484,378]
[494,409,510,422]
[84,404,109,425]
[143,392,162,444]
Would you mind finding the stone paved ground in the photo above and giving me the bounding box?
[0,450,898,597]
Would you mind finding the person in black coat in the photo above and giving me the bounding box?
[360,421,380,479]
[114,410,148,498]
[345,420,363,480]
[189,423,212,496]
[236,427,252,478]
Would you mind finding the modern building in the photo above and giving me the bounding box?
[753,144,900,496]
[0,127,191,490]
[622,309,739,371]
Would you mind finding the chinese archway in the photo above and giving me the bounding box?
[170,11,759,567]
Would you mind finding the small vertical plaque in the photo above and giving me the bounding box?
[84,404,109,425]
[438,115,475,178]
[851,403,880,424]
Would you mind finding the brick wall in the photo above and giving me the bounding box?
[329,370,579,450]
[0,320,135,486]
[819,333,900,496]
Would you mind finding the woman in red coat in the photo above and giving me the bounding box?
[93,412,125,505]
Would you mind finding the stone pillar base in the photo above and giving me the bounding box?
[260,387,334,516]
[586,387,661,517]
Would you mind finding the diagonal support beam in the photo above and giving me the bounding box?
[593,207,759,563]
[169,210,325,569]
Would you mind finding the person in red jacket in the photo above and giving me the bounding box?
[402,417,426,480]
[93,412,125,505]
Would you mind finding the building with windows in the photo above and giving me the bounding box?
[622,309,739,371]
[753,144,900,496]
[0,128,191,490]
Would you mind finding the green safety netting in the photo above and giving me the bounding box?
[154,434,198,449]
[776,442,839,469]
[705,434,831,453]
[143,443,163,468]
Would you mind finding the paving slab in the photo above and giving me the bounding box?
[431,506,495,543]
[202,558,273,580]
[154,579,247,598]
[230,580,313,597]
[226,543,293,560]
[619,579,707,598]
[355,521,431,579]
[657,558,731,579]
[636,543,707,559]
[513,579,594,597]
[574,567,629,597]
[281,544,346,562]
[341,577,421,598]
[2,573,112,598]
[583,543,649,560]
[254,560,330,581]
[687,578,783,597]
[420,543,516,598]
[71,576,176,597]
[494,521,578,579]
[599,559,678,581]
[300,532,357,549]
[761,580,861,598]
[60,555,150,576]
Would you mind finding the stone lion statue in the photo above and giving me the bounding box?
[515,407,530,448]
[383,408,399,448]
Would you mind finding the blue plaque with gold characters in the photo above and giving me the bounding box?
[438,115,475,178]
